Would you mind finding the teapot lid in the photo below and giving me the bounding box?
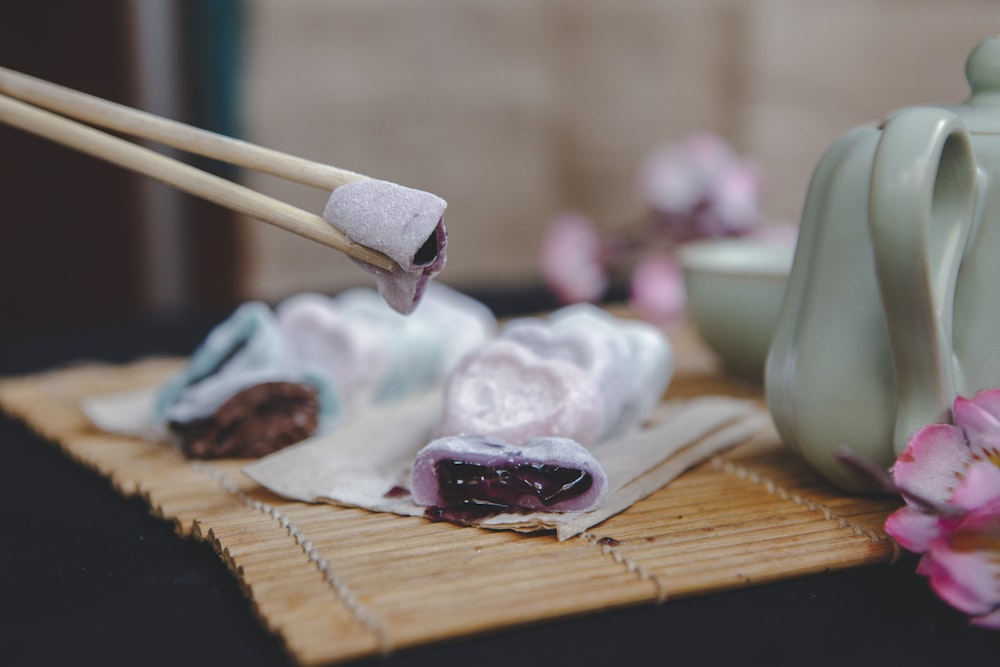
[947,36,1000,133]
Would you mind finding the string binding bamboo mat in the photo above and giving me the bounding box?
[0,326,902,666]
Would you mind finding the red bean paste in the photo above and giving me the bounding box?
[170,381,319,459]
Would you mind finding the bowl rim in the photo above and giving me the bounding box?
[677,238,794,279]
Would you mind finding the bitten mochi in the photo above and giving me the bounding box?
[323,179,448,314]
[411,434,608,513]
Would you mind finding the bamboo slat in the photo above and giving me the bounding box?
[0,330,902,666]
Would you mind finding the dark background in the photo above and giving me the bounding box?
[0,1,242,340]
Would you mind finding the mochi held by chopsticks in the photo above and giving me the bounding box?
[324,179,448,314]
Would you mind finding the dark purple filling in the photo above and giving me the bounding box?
[434,460,593,513]
[412,225,441,266]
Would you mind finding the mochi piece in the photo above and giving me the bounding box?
[332,283,496,403]
[546,307,673,435]
[612,319,675,436]
[402,283,498,372]
[276,285,497,408]
[411,434,608,513]
[435,338,606,447]
[501,304,674,437]
[276,292,391,410]
[502,305,632,438]
[323,179,447,314]
[155,302,338,454]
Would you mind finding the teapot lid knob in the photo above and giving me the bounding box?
[966,36,1000,99]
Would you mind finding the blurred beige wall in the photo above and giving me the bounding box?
[236,0,998,303]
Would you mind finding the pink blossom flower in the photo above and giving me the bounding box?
[636,131,762,240]
[540,212,608,304]
[708,160,763,234]
[540,131,776,326]
[628,253,686,326]
[637,132,732,215]
[885,389,1000,628]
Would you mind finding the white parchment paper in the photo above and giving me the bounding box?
[243,392,766,539]
[81,387,768,540]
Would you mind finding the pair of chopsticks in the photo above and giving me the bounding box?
[0,66,396,272]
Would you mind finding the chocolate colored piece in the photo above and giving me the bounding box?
[155,302,337,428]
[170,381,319,459]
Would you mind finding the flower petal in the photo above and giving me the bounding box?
[951,461,1000,512]
[955,390,1000,467]
[637,149,703,214]
[923,532,1000,618]
[706,161,761,233]
[885,505,944,553]
[891,423,973,508]
[637,132,736,215]
[541,212,608,304]
[971,606,1000,629]
[628,254,686,326]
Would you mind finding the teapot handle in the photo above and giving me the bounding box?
[869,107,977,456]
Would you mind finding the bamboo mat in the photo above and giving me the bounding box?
[0,326,902,666]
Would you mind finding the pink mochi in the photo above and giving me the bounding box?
[435,338,606,447]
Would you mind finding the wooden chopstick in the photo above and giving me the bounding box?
[0,66,368,191]
[0,67,396,272]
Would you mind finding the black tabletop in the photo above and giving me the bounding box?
[1,297,998,667]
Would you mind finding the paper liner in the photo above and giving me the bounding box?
[81,384,763,539]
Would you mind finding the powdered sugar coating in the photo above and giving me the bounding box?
[612,319,674,436]
[502,305,632,439]
[157,283,494,448]
[500,304,673,437]
[435,338,606,447]
[410,434,608,512]
[277,284,496,407]
[276,292,391,410]
[323,179,448,314]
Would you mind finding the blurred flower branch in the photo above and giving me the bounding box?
[540,131,795,325]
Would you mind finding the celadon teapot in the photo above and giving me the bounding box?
[766,36,1000,493]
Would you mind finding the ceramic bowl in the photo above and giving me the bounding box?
[678,238,794,382]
